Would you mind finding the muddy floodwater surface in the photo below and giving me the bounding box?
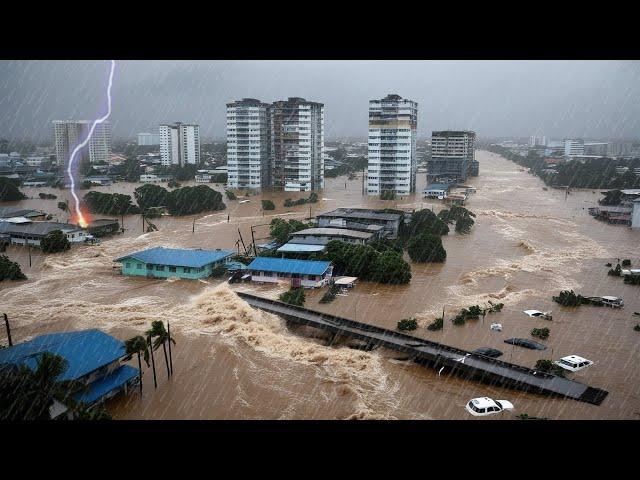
[1,150,639,420]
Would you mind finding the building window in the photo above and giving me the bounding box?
[183,267,191,273]
[156,265,165,271]
[147,264,153,270]
[169,266,176,273]
[125,263,131,268]
[137,264,143,269]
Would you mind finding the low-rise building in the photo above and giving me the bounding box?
[423,183,451,198]
[632,198,640,230]
[139,174,171,183]
[0,221,86,246]
[0,329,139,417]
[247,257,333,288]
[87,219,120,237]
[0,207,47,221]
[289,227,376,245]
[114,247,234,280]
[316,208,402,239]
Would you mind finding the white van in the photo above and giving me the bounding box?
[554,355,594,372]
[601,296,623,308]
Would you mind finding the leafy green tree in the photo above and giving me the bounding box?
[279,287,305,306]
[122,158,142,182]
[309,192,318,203]
[404,209,449,239]
[320,284,339,304]
[531,327,550,340]
[371,250,412,284]
[84,191,140,215]
[269,218,311,244]
[166,185,225,216]
[534,359,565,377]
[407,234,447,262]
[134,184,169,210]
[225,190,237,200]
[427,317,443,331]
[262,200,275,210]
[0,255,27,281]
[380,190,396,200]
[173,164,198,181]
[0,177,26,201]
[58,200,69,214]
[41,230,71,254]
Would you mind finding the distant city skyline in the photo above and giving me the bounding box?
[1,60,640,142]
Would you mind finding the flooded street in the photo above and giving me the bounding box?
[1,150,639,419]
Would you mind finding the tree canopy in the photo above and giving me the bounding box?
[269,218,311,244]
[0,255,27,281]
[0,177,26,202]
[41,230,71,254]
[84,191,140,215]
[403,209,450,238]
[134,184,169,211]
[166,185,225,216]
[407,233,447,262]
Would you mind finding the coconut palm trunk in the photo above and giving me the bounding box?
[167,322,173,375]
[136,352,143,395]
[148,334,157,389]
[161,341,170,379]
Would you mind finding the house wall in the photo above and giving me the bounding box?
[120,257,230,279]
[250,270,331,288]
[289,234,367,245]
[9,230,86,246]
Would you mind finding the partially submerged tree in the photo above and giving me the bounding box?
[407,234,447,263]
[397,318,418,331]
[0,255,27,281]
[279,287,305,306]
[40,230,70,254]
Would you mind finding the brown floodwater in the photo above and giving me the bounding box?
[1,150,639,420]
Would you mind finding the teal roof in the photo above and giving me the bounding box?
[114,247,233,268]
[248,257,331,275]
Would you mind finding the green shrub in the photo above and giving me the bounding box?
[634,324,640,332]
[487,301,504,312]
[427,317,443,331]
[531,327,550,340]
[225,190,237,200]
[608,264,622,276]
[39,193,57,200]
[622,259,631,267]
[624,275,640,285]
[0,255,27,281]
[319,285,339,304]
[0,177,26,201]
[534,359,565,377]
[262,200,275,211]
[279,287,305,306]
[380,190,396,200]
[309,192,318,203]
[397,318,418,331]
[166,185,225,216]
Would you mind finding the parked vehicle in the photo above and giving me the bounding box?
[472,347,503,358]
[504,338,547,350]
[490,323,503,332]
[554,355,593,372]
[465,397,514,416]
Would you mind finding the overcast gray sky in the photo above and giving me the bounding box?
[1,60,639,142]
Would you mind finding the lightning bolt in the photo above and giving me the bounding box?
[67,60,116,228]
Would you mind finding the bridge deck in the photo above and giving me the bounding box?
[237,292,608,406]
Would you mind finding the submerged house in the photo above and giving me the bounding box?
[0,329,139,418]
[316,208,402,238]
[0,221,86,246]
[114,246,234,280]
[247,257,333,288]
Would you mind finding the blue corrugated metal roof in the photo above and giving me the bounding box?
[247,257,331,275]
[74,364,139,404]
[114,247,234,268]
[277,243,326,253]
[0,329,125,381]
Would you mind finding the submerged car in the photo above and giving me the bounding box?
[465,397,514,416]
[472,347,503,358]
[554,355,594,372]
[601,296,623,308]
[490,323,503,331]
[504,338,547,350]
[522,309,553,320]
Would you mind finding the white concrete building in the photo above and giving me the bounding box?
[366,94,417,196]
[564,139,585,158]
[159,122,200,166]
[271,97,324,191]
[53,120,111,167]
[138,132,160,146]
[226,98,272,189]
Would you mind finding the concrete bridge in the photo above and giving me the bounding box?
[237,292,609,406]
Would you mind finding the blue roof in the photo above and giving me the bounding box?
[74,364,139,404]
[247,257,331,275]
[277,243,326,253]
[0,329,126,381]
[114,247,234,268]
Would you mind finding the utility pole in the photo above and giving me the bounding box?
[192,217,195,234]
[3,313,13,347]
[28,242,32,268]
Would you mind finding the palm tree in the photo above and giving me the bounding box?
[146,320,175,379]
[123,335,150,395]
[0,352,87,420]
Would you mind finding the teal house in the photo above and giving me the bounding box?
[114,247,234,280]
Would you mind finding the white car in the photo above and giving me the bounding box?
[601,296,623,308]
[554,355,594,372]
[465,397,514,416]
[523,309,553,320]
[490,323,502,331]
